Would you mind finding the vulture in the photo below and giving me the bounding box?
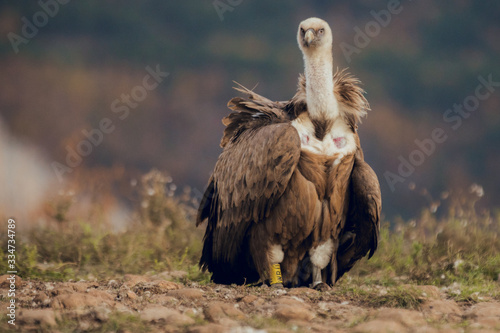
[197,17,381,289]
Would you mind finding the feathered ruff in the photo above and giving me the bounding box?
[286,68,370,130]
[222,68,368,147]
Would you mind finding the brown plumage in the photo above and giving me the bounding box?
[197,17,381,287]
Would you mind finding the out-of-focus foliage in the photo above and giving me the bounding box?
[0,1,499,218]
[0,169,206,282]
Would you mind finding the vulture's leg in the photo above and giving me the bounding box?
[308,239,334,290]
[268,244,284,288]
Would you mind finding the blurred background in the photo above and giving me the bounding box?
[1,0,499,226]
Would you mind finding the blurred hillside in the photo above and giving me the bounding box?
[0,0,499,220]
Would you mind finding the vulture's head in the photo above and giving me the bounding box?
[297,17,333,56]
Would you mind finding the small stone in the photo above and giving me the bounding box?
[375,308,426,327]
[156,280,182,290]
[140,307,164,321]
[92,304,112,322]
[88,290,115,302]
[241,295,258,304]
[52,293,91,309]
[71,281,98,292]
[422,299,463,322]
[52,290,114,309]
[18,309,58,327]
[143,280,182,293]
[252,298,265,307]
[353,319,406,333]
[167,288,204,300]
[274,304,315,322]
[204,301,246,323]
[273,296,310,309]
[156,295,179,305]
[33,291,51,306]
[326,303,368,324]
[51,286,74,295]
[154,271,173,280]
[115,303,135,315]
[140,306,195,325]
[168,312,196,326]
[123,274,151,288]
[0,275,23,288]
[218,317,239,327]
[188,323,228,333]
[270,288,287,296]
[126,290,138,300]
[108,279,119,288]
[184,307,201,317]
[287,287,319,296]
[465,302,500,319]
[471,317,500,329]
[465,302,500,330]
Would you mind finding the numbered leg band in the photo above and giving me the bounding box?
[269,263,283,285]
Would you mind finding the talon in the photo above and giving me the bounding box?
[312,282,330,291]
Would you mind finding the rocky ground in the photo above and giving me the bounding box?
[1,274,499,332]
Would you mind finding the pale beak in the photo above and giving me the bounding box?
[304,29,315,46]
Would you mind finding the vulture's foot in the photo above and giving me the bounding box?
[312,282,330,291]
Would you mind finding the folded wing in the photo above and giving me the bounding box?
[335,152,381,281]
[196,88,302,284]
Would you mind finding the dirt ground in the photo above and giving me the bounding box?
[1,274,499,332]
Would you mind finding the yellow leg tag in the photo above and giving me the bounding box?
[269,264,283,285]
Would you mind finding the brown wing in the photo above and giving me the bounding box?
[220,83,290,147]
[197,86,301,284]
[335,152,382,281]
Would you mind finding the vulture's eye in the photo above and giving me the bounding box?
[318,28,325,34]
[300,28,305,35]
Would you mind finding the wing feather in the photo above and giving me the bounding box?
[335,153,382,281]
[215,123,301,224]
